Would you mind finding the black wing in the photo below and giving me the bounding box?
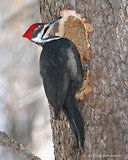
[42,72,69,119]
[40,38,82,119]
[40,40,70,119]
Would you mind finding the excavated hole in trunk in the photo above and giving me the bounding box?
[56,10,93,100]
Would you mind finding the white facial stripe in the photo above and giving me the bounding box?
[44,37,61,42]
[31,36,44,43]
[31,26,45,43]
[31,36,61,43]
[37,27,45,39]
[35,24,51,40]
[43,24,54,39]
[31,23,61,44]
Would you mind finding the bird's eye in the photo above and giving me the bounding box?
[38,25,43,29]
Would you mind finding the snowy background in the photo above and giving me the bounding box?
[0,0,54,159]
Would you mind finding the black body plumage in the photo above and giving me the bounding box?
[40,37,85,149]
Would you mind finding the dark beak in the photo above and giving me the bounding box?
[48,16,62,26]
[42,16,62,39]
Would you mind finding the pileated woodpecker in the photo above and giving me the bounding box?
[23,17,85,150]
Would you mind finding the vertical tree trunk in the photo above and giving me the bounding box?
[40,0,128,159]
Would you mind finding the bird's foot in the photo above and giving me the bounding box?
[82,62,88,71]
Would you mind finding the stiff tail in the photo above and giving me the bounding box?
[62,97,85,150]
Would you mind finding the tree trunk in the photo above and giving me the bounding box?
[40,0,128,160]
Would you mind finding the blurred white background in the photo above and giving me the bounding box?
[0,0,54,159]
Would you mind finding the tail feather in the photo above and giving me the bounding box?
[62,101,85,150]
[74,108,85,150]
[62,107,79,149]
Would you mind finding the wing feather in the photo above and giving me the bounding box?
[43,72,69,110]
[40,45,69,117]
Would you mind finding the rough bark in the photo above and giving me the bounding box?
[40,0,128,160]
[0,131,41,160]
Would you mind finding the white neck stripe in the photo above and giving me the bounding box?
[31,36,61,44]
[45,37,61,42]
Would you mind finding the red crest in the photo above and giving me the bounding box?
[22,23,45,39]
